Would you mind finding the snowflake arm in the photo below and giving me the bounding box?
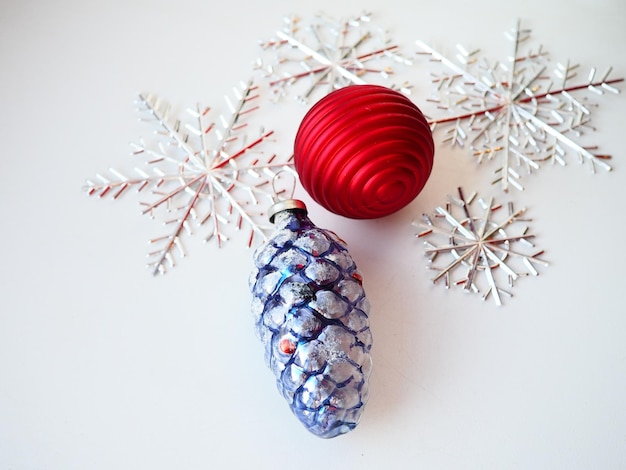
[273,29,366,86]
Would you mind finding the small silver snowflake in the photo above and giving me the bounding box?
[258,12,412,103]
[84,80,294,275]
[417,20,623,192]
[415,188,548,306]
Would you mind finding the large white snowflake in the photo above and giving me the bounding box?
[258,12,412,103]
[417,20,623,192]
[415,188,548,306]
[84,80,294,275]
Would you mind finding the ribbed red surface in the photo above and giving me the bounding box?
[294,85,434,219]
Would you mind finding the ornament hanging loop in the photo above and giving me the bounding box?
[269,170,306,223]
[271,169,298,203]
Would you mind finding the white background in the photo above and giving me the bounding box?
[1,0,625,468]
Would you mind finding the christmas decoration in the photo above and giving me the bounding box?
[258,12,412,103]
[417,20,623,192]
[415,188,548,306]
[84,81,293,275]
[249,199,372,438]
[294,84,434,219]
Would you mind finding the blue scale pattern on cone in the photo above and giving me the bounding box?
[249,206,372,438]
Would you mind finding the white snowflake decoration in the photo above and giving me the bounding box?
[415,188,548,306]
[258,12,412,103]
[417,20,623,192]
[85,80,294,275]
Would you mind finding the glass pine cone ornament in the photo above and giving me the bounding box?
[249,199,372,438]
[294,85,435,219]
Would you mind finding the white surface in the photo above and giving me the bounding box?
[1,0,625,468]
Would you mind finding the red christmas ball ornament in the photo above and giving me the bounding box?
[294,84,435,219]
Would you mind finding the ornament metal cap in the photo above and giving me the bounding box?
[268,199,307,223]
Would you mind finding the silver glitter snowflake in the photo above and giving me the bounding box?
[417,20,623,192]
[415,188,548,306]
[84,80,294,275]
[258,12,412,103]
